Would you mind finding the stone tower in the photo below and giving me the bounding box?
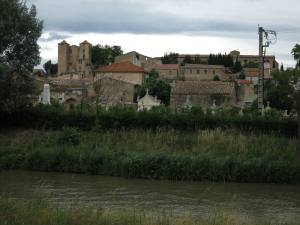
[77,40,92,78]
[58,40,70,75]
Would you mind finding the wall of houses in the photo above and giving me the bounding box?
[181,64,226,81]
[95,72,144,85]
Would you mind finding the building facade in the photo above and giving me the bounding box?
[170,81,236,110]
[181,64,226,81]
[58,40,93,79]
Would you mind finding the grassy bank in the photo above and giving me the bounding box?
[0,129,299,183]
[0,198,299,225]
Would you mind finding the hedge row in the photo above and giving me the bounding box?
[0,108,297,137]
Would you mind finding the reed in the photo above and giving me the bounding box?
[0,129,299,183]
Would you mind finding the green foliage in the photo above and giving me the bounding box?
[57,127,81,146]
[137,70,171,105]
[291,44,300,69]
[238,71,246,79]
[265,70,295,111]
[244,61,259,68]
[182,55,193,64]
[91,44,123,67]
[0,0,43,111]
[43,60,58,75]
[161,52,178,64]
[0,129,299,183]
[208,53,234,67]
[232,61,243,73]
[213,75,220,81]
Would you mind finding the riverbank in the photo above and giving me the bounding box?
[0,129,299,183]
[0,198,299,225]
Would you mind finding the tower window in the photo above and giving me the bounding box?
[196,69,200,74]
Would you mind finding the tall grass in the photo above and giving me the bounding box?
[0,129,299,183]
[1,198,299,225]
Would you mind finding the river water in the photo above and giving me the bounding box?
[1,171,300,223]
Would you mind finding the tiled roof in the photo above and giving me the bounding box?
[95,62,146,73]
[154,64,179,70]
[171,81,235,95]
[183,64,225,69]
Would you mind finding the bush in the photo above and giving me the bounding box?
[57,127,81,146]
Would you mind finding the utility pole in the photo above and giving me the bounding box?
[258,27,264,111]
[257,26,277,112]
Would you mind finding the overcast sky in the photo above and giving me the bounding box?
[29,0,300,68]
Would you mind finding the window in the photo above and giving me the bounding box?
[83,54,85,60]
[190,69,192,74]
[213,70,215,75]
[204,69,207,74]
[197,69,200,74]
[169,70,172,75]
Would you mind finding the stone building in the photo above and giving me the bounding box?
[94,77,137,108]
[94,62,147,85]
[153,64,180,80]
[170,81,236,110]
[58,40,93,79]
[115,51,161,72]
[236,80,256,107]
[244,66,271,85]
[181,64,226,81]
[157,50,278,71]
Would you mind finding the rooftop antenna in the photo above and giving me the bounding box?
[258,26,277,112]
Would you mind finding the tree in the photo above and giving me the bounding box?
[161,52,178,64]
[0,0,43,111]
[136,70,171,105]
[182,55,193,65]
[292,44,300,71]
[232,61,242,73]
[91,44,123,68]
[213,75,220,81]
[43,60,58,76]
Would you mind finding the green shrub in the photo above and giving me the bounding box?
[57,127,81,146]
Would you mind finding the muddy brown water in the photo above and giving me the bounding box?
[0,171,300,223]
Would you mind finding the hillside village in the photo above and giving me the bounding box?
[36,40,279,111]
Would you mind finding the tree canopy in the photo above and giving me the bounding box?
[91,44,123,68]
[136,70,171,105]
[43,60,58,76]
[0,0,43,111]
[161,52,178,64]
[208,53,234,67]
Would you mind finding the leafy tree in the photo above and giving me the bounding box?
[137,70,171,105]
[292,44,300,70]
[232,61,243,73]
[238,71,246,79]
[91,44,123,68]
[213,75,220,81]
[43,60,58,75]
[264,70,295,111]
[208,53,234,67]
[161,52,178,64]
[280,63,284,72]
[182,55,193,65]
[0,0,43,111]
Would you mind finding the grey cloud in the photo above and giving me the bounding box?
[32,0,299,40]
[39,32,71,42]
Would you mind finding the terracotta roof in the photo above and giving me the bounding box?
[95,62,146,73]
[184,64,225,69]
[171,81,235,95]
[154,64,179,70]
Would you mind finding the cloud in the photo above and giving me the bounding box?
[39,32,71,42]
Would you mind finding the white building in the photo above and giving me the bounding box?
[137,90,161,111]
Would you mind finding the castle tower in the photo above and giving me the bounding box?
[58,40,70,75]
[77,40,92,78]
[70,45,79,73]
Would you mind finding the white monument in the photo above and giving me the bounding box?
[42,83,51,104]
